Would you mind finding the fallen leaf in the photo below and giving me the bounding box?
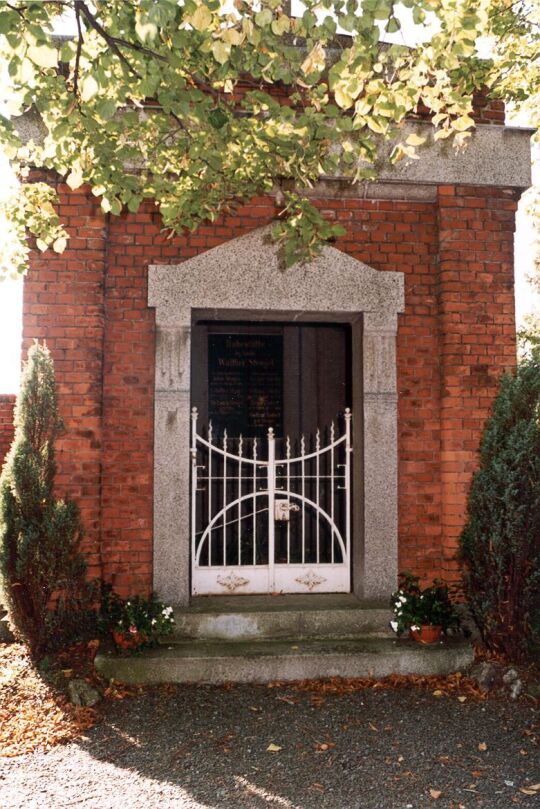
[457,695,467,703]
[267,743,282,752]
[433,690,444,697]
[520,788,538,796]
[315,741,335,751]
[478,741,487,751]
[429,789,442,799]
[527,784,540,791]
[368,722,378,731]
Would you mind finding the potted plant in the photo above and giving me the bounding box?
[390,573,461,644]
[99,585,175,653]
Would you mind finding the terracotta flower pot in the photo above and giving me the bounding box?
[112,629,147,651]
[409,625,442,645]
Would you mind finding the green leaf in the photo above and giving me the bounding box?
[208,108,228,129]
[97,100,117,121]
[255,9,273,27]
[385,18,401,34]
[0,11,16,34]
[271,15,290,36]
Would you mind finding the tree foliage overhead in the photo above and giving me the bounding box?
[0,0,538,273]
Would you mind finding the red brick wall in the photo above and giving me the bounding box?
[0,395,16,469]
[23,179,518,595]
[437,185,518,579]
[23,179,108,579]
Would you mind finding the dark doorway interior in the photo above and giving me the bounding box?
[192,321,352,439]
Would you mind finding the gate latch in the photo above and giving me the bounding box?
[274,499,300,521]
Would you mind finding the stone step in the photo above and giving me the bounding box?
[171,594,393,641]
[95,637,473,685]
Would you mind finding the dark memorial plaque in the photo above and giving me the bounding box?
[208,333,283,438]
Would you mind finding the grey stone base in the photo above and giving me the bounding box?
[172,594,392,641]
[95,637,473,685]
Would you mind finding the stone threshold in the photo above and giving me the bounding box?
[171,594,393,641]
[180,593,388,613]
[95,636,473,685]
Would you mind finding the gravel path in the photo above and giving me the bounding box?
[0,684,537,809]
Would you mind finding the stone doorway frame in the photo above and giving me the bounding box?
[148,227,404,606]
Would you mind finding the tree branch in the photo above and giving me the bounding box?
[75,0,143,79]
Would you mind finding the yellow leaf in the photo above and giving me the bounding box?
[221,28,243,46]
[27,44,58,69]
[191,5,212,32]
[457,696,467,703]
[432,690,444,697]
[520,788,538,796]
[212,41,231,65]
[434,128,452,141]
[334,85,354,110]
[66,165,84,190]
[52,237,68,254]
[405,132,427,147]
[267,743,282,752]
[452,114,475,132]
[478,742,487,751]
[429,789,442,799]
[301,42,325,75]
[80,75,99,103]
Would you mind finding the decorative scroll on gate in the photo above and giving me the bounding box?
[190,408,352,595]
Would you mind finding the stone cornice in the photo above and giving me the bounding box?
[14,111,532,191]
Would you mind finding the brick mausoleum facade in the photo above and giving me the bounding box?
[0,103,532,606]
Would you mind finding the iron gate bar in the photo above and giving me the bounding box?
[190,407,352,595]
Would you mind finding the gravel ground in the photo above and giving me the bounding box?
[0,684,537,809]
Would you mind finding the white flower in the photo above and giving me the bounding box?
[410,624,420,632]
[152,618,157,625]
[389,621,398,633]
[399,596,407,604]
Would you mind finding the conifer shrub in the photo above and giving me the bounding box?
[0,343,95,656]
[459,350,540,661]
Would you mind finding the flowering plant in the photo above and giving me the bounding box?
[99,585,175,651]
[390,573,461,636]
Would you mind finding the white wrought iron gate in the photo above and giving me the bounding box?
[190,408,352,595]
